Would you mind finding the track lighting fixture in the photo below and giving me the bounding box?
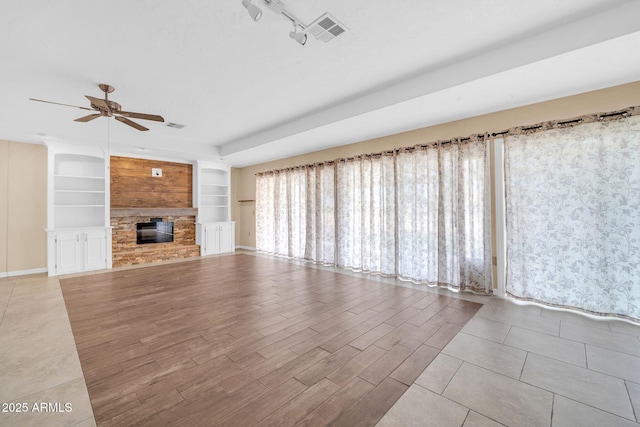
[241,0,308,46]
[242,0,262,22]
[289,23,307,46]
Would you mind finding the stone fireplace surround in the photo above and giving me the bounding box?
[111,208,200,267]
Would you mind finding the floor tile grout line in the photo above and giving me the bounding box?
[625,380,639,423]
[519,351,529,381]
[474,327,593,370]
[459,407,471,427]
[584,342,589,370]
[71,417,96,427]
[0,284,16,326]
[551,323,640,359]
[519,371,637,422]
[550,393,555,426]
[501,324,512,344]
[445,357,560,400]
[439,357,465,397]
[414,365,508,427]
[558,392,639,424]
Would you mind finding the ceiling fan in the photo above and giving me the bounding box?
[30,84,164,131]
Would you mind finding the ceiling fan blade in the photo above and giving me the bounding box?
[85,95,111,112]
[29,98,94,111]
[118,111,165,122]
[115,115,149,131]
[74,113,102,123]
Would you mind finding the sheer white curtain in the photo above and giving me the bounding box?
[396,138,492,293]
[255,169,306,258]
[307,164,336,265]
[504,116,640,321]
[256,164,336,265]
[256,138,492,294]
[336,155,396,275]
[255,172,276,254]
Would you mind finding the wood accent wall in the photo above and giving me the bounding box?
[111,156,192,208]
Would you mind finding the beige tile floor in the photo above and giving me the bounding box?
[0,274,95,427]
[1,255,639,427]
[379,297,640,427]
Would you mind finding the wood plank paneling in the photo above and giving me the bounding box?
[60,254,483,426]
[110,156,192,208]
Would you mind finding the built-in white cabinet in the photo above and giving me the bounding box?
[46,144,112,276]
[198,222,235,255]
[50,228,108,275]
[193,161,235,255]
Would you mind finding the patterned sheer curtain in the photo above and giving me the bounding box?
[256,163,336,265]
[336,155,396,275]
[255,172,276,254]
[396,138,492,293]
[256,137,492,294]
[307,163,336,265]
[504,116,640,321]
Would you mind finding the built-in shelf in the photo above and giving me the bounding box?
[194,162,230,223]
[55,190,105,193]
[52,153,106,230]
[56,205,105,208]
[54,174,105,180]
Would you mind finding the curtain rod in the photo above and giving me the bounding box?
[256,105,639,176]
[491,106,636,136]
[256,135,487,175]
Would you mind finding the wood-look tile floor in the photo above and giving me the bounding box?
[60,254,481,426]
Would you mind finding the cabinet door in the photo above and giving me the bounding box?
[84,230,107,271]
[204,224,221,255]
[218,223,233,253]
[55,232,83,274]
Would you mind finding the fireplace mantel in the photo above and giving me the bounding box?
[111,208,198,218]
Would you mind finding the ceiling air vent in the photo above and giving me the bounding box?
[165,122,184,129]
[307,13,348,43]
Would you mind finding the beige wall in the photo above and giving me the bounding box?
[232,80,640,248]
[0,141,8,273]
[0,141,47,274]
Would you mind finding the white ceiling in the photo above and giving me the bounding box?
[1,0,640,167]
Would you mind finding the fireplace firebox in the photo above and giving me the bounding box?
[136,220,174,244]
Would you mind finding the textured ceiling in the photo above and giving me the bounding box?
[1,0,640,166]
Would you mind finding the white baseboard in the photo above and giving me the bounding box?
[235,245,257,251]
[1,267,48,278]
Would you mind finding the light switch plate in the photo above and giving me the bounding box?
[152,168,162,177]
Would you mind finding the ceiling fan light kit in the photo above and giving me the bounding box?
[30,84,164,131]
[241,0,347,46]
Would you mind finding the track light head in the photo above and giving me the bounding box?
[242,0,262,21]
[289,30,307,46]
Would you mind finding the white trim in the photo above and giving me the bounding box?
[2,267,48,278]
[493,137,507,297]
[235,245,256,251]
